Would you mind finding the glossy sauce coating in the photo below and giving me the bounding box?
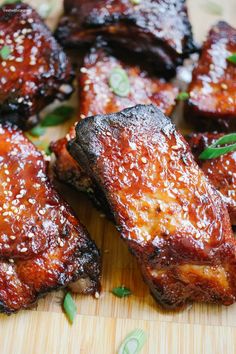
[70,104,236,309]
[56,0,196,76]
[51,46,178,192]
[186,22,236,131]
[0,125,100,313]
[187,132,236,225]
[0,3,74,129]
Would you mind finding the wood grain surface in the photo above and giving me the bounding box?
[0,1,236,353]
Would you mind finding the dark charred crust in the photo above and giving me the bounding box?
[185,21,236,132]
[187,132,236,225]
[0,125,100,314]
[51,44,178,195]
[69,104,236,309]
[0,3,74,129]
[55,0,196,77]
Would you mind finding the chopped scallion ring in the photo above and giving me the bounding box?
[109,68,130,97]
[118,329,147,354]
[199,133,236,160]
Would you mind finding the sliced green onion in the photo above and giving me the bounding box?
[45,145,52,156]
[38,3,52,19]
[29,125,46,137]
[0,45,11,60]
[41,106,75,127]
[2,0,21,5]
[109,68,130,97]
[227,53,236,65]
[118,329,147,354]
[130,0,141,4]
[112,286,132,298]
[199,133,236,160]
[177,92,189,101]
[63,292,77,324]
[203,1,223,15]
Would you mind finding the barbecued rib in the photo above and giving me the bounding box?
[0,125,100,314]
[69,104,236,309]
[0,3,74,129]
[187,132,236,225]
[51,45,178,196]
[185,21,236,131]
[55,0,196,77]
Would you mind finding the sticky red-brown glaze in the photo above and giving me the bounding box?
[185,22,236,131]
[187,132,236,225]
[51,46,178,193]
[0,3,74,129]
[69,104,236,309]
[0,125,100,313]
[55,0,196,77]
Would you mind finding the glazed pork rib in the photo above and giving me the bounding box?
[51,45,178,194]
[69,104,236,309]
[0,3,74,129]
[187,133,236,225]
[55,0,196,77]
[0,125,100,314]
[185,21,236,132]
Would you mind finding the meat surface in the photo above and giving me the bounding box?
[51,45,178,195]
[185,22,236,132]
[69,104,236,309]
[0,3,74,129]
[0,125,100,314]
[55,0,196,77]
[187,132,236,225]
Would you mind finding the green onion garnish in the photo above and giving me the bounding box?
[109,68,130,97]
[199,133,236,160]
[112,286,132,298]
[203,1,223,15]
[177,92,189,101]
[63,292,77,324]
[130,0,141,4]
[41,106,75,127]
[118,329,147,354]
[45,145,52,156]
[227,53,236,65]
[29,125,46,137]
[0,45,11,60]
[2,0,21,5]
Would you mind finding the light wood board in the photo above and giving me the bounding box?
[0,0,236,353]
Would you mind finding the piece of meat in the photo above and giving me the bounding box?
[187,132,236,225]
[51,45,179,196]
[55,0,196,77]
[0,125,100,314]
[0,3,74,129]
[185,21,236,132]
[69,104,236,309]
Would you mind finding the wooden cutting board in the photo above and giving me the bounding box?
[0,1,236,353]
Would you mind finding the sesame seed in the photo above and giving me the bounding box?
[94,292,100,299]
[20,248,28,253]
[141,157,147,164]
[118,166,123,173]
[197,221,204,229]
[8,259,14,263]
[9,236,16,240]
[28,232,34,238]
[171,145,179,150]
[9,66,16,72]
[57,238,64,247]
[221,83,228,90]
